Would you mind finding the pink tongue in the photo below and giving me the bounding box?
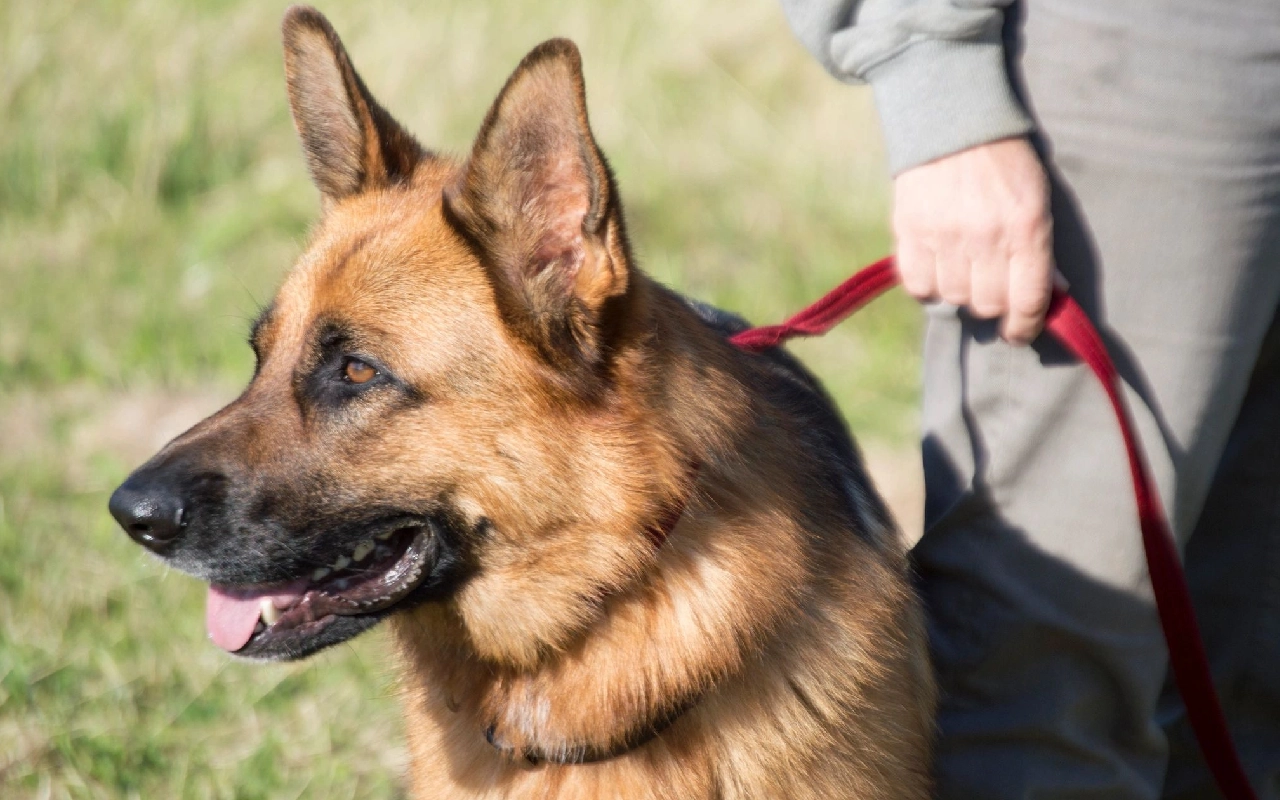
[206,583,305,652]
[206,586,265,652]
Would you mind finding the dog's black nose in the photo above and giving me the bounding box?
[109,477,185,552]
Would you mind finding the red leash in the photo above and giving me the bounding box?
[729,255,1259,800]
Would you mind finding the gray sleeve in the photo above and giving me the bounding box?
[780,0,1034,174]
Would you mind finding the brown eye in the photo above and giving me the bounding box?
[344,358,377,384]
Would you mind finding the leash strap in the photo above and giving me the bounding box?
[728,256,1258,800]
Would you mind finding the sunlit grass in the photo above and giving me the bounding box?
[0,0,915,796]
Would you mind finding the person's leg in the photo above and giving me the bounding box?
[1160,311,1280,799]
[914,2,1280,798]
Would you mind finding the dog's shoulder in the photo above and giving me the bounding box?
[678,295,896,546]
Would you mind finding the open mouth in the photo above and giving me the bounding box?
[205,524,434,660]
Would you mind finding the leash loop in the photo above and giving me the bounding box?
[729,255,1259,800]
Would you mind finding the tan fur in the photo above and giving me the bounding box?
[219,7,939,797]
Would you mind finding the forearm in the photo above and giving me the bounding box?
[779,0,1034,173]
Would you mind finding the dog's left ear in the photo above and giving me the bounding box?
[445,39,631,372]
[281,5,423,205]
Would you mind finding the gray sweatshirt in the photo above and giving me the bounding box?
[780,0,1034,174]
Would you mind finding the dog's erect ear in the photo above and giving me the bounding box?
[445,39,631,372]
[281,5,422,204]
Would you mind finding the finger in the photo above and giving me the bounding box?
[1001,247,1054,344]
[896,235,937,302]
[935,246,970,308]
[968,251,1008,319]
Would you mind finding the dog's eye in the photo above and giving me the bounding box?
[343,358,377,384]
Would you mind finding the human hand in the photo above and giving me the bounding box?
[892,137,1055,344]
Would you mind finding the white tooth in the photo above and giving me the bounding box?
[352,540,375,562]
[312,567,331,581]
[332,555,350,570]
[376,530,395,540]
[260,599,281,626]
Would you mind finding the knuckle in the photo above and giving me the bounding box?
[1011,285,1052,316]
[1009,208,1047,239]
[935,219,965,245]
[936,258,972,287]
[969,219,1003,247]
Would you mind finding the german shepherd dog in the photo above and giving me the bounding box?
[109,6,934,798]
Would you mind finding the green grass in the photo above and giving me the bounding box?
[0,0,918,796]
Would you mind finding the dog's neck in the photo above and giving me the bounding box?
[389,282,825,770]
[487,457,702,765]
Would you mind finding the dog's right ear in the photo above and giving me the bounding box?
[281,5,422,205]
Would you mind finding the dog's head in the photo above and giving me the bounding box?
[109,6,684,662]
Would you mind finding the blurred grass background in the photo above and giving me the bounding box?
[0,0,920,796]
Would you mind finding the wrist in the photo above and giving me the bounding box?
[867,38,1034,175]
